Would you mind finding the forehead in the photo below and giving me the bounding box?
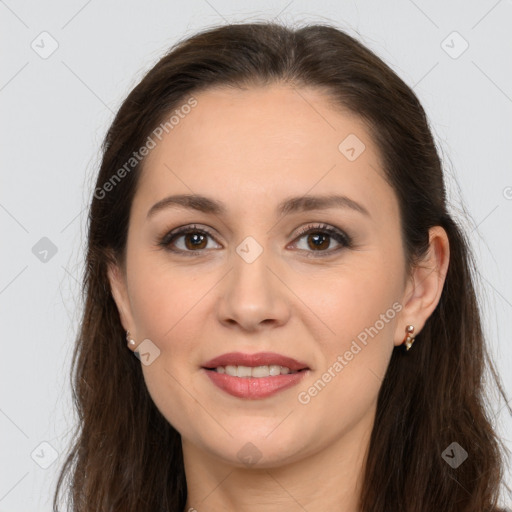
[135,85,396,221]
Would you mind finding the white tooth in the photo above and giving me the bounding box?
[225,365,237,376]
[269,365,281,376]
[237,365,252,377]
[252,365,270,377]
[218,364,296,378]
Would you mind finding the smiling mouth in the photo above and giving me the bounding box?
[204,365,308,378]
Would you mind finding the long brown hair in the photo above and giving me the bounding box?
[53,21,510,511]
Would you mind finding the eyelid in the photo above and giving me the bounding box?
[288,223,352,255]
[292,223,350,241]
[158,224,220,251]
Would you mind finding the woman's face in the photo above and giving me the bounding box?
[109,84,415,468]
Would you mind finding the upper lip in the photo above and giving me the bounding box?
[202,352,309,371]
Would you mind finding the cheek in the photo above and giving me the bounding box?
[127,262,211,434]
[293,274,398,437]
[294,255,401,403]
[126,252,214,340]
[300,255,402,350]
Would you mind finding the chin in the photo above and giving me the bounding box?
[192,425,313,469]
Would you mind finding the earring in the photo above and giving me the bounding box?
[126,330,136,349]
[403,325,415,351]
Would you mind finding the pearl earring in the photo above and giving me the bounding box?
[403,325,416,351]
[126,330,136,348]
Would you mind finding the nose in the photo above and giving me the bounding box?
[216,247,291,332]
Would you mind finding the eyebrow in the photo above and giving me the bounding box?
[146,193,371,219]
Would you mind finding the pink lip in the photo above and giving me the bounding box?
[202,351,309,372]
[203,369,309,399]
[201,351,310,400]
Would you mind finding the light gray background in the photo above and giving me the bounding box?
[1,1,511,510]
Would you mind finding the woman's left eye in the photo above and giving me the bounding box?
[158,223,352,257]
[290,224,352,257]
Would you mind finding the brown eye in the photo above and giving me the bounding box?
[183,232,208,250]
[292,224,352,257]
[159,225,221,254]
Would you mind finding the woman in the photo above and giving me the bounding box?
[53,21,509,512]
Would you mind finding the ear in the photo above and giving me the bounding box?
[107,259,135,335]
[394,226,450,346]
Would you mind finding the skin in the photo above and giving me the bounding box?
[108,84,450,512]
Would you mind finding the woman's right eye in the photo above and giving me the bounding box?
[159,225,221,255]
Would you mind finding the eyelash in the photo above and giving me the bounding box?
[158,223,353,258]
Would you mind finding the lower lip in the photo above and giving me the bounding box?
[203,368,309,399]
